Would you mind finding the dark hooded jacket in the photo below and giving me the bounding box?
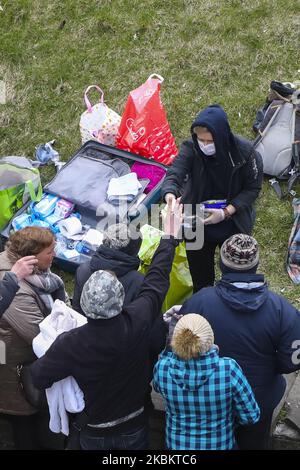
[161,105,263,235]
[180,273,300,414]
[73,246,144,315]
[0,272,19,317]
[30,238,178,430]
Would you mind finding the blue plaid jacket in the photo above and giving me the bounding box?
[153,346,260,450]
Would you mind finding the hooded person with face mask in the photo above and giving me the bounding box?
[161,104,263,293]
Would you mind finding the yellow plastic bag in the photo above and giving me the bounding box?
[138,225,192,311]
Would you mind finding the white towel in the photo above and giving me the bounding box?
[46,378,84,436]
[32,300,87,436]
[47,303,77,333]
[107,173,142,199]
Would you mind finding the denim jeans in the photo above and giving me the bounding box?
[80,424,148,450]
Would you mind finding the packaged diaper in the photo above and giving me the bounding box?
[31,193,59,219]
[53,198,75,219]
[32,219,53,230]
[31,218,59,234]
[45,212,64,226]
[12,213,35,231]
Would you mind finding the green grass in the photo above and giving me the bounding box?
[277,403,289,424]
[1,0,300,303]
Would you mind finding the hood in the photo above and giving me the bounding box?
[0,250,13,273]
[190,105,240,201]
[191,104,236,162]
[169,346,219,391]
[90,245,140,277]
[216,273,268,312]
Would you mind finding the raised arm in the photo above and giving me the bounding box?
[126,200,183,324]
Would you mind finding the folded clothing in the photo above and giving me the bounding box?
[131,162,166,194]
[107,173,142,203]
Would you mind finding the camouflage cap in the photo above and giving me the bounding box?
[80,270,125,319]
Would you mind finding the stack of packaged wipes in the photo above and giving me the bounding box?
[12,213,50,231]
[12,193,75,234]
[12,192,104,261]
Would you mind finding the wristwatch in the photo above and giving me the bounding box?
[223,207,231,219]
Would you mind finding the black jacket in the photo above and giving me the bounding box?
[180,273,300,414]
[72,246,144,315]
[30,237,177,429]
[0,272,19,317]
[161,105,263,234]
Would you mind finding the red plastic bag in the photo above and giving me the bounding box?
[116,74,178,165]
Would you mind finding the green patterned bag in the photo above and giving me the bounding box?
[0,156,42,230]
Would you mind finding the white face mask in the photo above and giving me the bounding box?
[197,139,216,156]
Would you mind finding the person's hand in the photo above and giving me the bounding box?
[11,256,38,280]
[204,208,225,225]
[163,305,183,323]
[165,193,176,212]
[163,198,183,238]
[163,305,183,349]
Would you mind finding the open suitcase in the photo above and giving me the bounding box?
[1,141,167,272]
